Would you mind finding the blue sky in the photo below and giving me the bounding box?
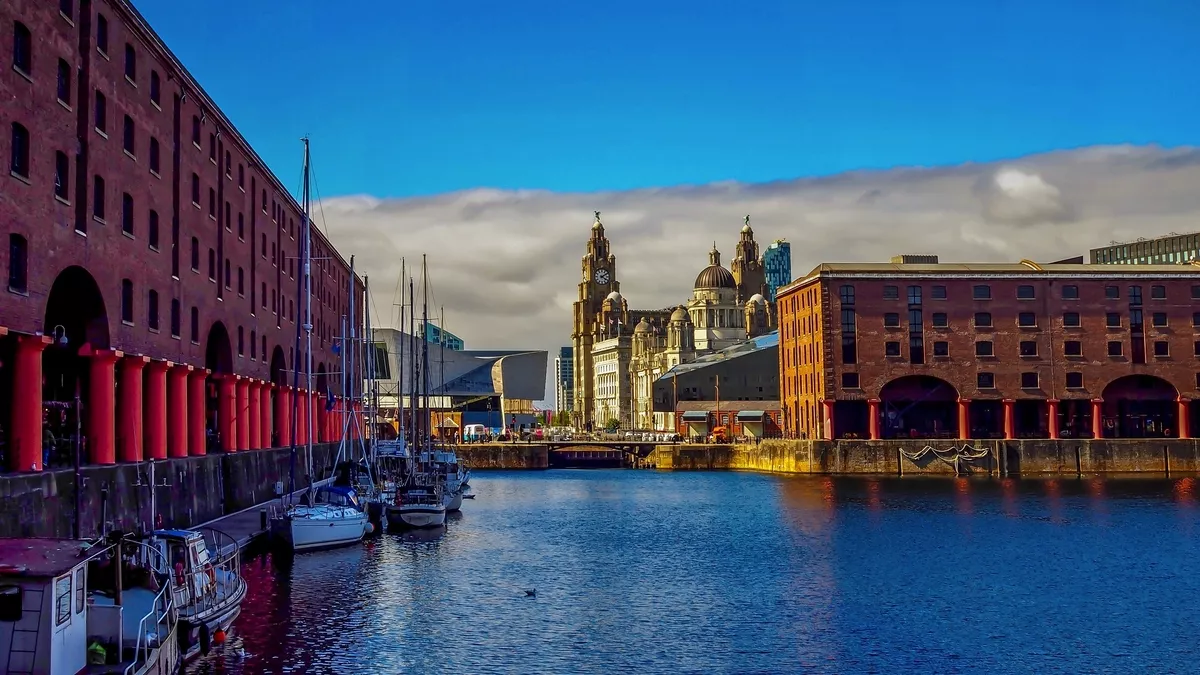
[137,0,1199,199]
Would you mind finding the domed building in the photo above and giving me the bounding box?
[687,245,746,351]
[571,212,780,431]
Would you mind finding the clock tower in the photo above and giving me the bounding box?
[571,211,619,429]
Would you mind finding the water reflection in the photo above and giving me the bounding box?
[189,472,1200,674]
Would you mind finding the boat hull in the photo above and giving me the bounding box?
[385,505,447,529]
[272,511,368,552]
[444,491,463,512]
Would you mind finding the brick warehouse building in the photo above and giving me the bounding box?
[777,257,1200,442]
[0,0,364,472]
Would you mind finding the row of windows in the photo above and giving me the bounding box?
[869,338,1199,360]
[1096,235,1200,262]
[117,278,270,360]
[839,282,1199,304]
[877,310,1200,330]
[840,371,1093,390]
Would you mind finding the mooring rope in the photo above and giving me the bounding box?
[898,444,990,475]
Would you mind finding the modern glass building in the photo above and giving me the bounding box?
[763,240,792,301]
[1091,231,1200,265]
[420,322,465,351]
[555,346,574,414]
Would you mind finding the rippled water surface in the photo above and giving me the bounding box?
[189,471,1200,674]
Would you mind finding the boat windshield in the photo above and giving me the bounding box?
[316,488,359,508]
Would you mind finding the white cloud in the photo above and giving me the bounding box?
[315,144,1200,403]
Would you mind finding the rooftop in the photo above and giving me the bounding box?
[0,539,107,578]
[657,330,778,380]
[780,259,1200,295]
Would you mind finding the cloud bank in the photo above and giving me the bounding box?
[317,144,1200,397]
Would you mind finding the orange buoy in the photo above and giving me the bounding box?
[213,629,227,644]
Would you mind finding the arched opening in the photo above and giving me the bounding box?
[1100,375,1178,438]
[879,375,959,439]
[40,266,110,467]
[204,322,233,451]
[269,346,287,386]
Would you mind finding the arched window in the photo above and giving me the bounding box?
[121,279,134,324]
[9,123,29,178]
[190,237,199,271]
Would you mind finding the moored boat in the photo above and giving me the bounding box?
[385,484,447,529]
[0,536,179,675]
[132,528,246,662]
[272,486,370,552]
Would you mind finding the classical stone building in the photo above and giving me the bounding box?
[572,212,777,430]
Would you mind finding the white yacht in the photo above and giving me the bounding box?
[272,486,371,552]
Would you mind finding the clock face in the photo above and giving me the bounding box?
[594,268,610,285]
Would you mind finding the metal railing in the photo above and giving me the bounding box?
[187,527,245,614]
[124,540,176,675]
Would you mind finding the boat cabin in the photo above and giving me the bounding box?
[308,486,362,510]
[0,538,176,674]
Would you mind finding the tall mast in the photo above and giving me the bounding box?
[362,274,374,463]
[347,255,357,455]
[302,140,315,477]
[408,275,417,457]
[397,258,406,446]
[422,255,431,453]
[288,137,311,495]
[439,305,446,445]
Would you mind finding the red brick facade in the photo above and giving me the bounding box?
[778,261,1200,441]
[0,1,365,471]
[0,0,362,380]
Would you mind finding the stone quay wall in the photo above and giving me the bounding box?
[649,439,1200,476]
[454,444,549,470]
[0,444,340,539]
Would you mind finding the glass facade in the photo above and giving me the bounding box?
[1091,232,1200,265]
[555,346,574,413]
[420,322,465,350]
[763,240,792,301]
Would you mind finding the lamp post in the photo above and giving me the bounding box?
[48,325,83,538]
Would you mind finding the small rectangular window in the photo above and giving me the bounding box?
[974,312,992,328]
[932,312,948,328]
[1063,312,1080,327]
[933,341,948,357]
[882,285,899,300]
[96,14,108,53]
[1018,312,1036,327]
[931,285,947,300]
[54,151,70,200]
[94,91,107,133]
[975,341,993,357]
[1192,285,1200,300]
[150,70,161,105]
[148,210,159,249]
[1106,312,1121,328]
[8,234,28,293]
[124,43,136,81]
[1151,285,1166,300]
[1066,372,1083,389]
[1153,312,1167,327]
[121,279,133,323]
[1194,341,1200,358]
[57,59,72,104]
[1017,285,1035,299]
[1020,372,1039,388]
[907,285,922,305]
[977,372,995,389]
[885,341,901,357]
[838,285,855,304]
[1061,285,1079,300]
[92,175,105,219]
[9,123,30,178]
[147,289,159,330]
[122,115,135,155]
[1105,285,1120,300]
[1152,340,1169,357]
[13,22,32,74]
[121,193,133,234]
[55,575,71,626]
[973,284,991,300]
[1020,340,1038,357]
[841,372,859,388]
[1107,340,1122,357]
[1065,340,1082,357]
[1193,312,1200,328]
[883,313,900,328]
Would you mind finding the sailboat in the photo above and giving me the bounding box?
[429,305,470,513]
[385,256,448,529]
[270,138,371,552]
